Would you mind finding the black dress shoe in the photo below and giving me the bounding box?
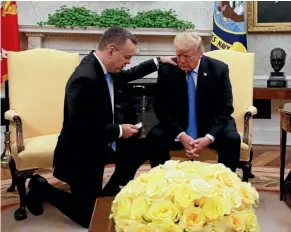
[26,174,48,216]
[248,172,255,178]
[28,174,48,190]
[26,188,43,216]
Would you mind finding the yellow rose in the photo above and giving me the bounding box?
[209,179,228,197]
[162,160,181,170]
[201,196,229,223]
[213,183,242,210]
[230,212,245,232]
[142,167,167,184]
[179,206,206,231]
[215,171,241,188]
[173,183,198,209]
[111,198,132,221]
[211,163,230,173]
[214,196,232,215]
[202,224,225,232]
[244,209,260,232]
[202,216,232,232]
[192,161,217,180]
[130,196,150,222]
[114,219,139,232]
[177,160,197,172]
[115,180,145,201]
[126,223,156,232]
[190,179,216,199]
[183,174,202,184]
[178,161,215,180]
[150,221,183,232]
[146,180,171,202]
[229,190,243,210]
[236,202,252,211]
[239,182,259,206]
[145,200,181,223]
[165,170,186,185]
[195,196,208,208]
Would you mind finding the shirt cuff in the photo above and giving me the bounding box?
[206,134,215,142]
[153,57,159,67]
[118,125,123,138]
[175,132,185,142]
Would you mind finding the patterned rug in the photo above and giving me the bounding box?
[1,165,290,210]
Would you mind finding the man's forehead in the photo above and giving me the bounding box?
[271,50,284,59]
[122,42,136,53]
[176,46,197,55]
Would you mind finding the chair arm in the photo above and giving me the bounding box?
[4,110,24,153]
[4,109,20,121]
[243,106,257,145]
[246,106,257,116]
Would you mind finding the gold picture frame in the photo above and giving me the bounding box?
[247,1,291,33]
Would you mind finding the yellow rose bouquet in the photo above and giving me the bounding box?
[110,160,260,232]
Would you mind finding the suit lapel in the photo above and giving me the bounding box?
[90,52,113,117]
[176,68,188,103]
[196,56,209,103]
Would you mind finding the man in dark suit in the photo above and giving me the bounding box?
[26,26,176,228]
[146,32,240,172]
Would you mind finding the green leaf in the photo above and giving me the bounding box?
[37,6,195,29]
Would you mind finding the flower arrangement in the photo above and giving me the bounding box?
[110,160,260,232]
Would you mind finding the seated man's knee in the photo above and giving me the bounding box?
[146,126,165,143]
[225,131,241,146]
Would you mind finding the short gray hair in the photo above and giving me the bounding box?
[174,32,204,54]
[98,26,138,50]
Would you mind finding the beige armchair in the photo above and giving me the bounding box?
[171,50,257,182]
[3,48,80,220]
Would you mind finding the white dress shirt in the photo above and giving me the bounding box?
[176,59,215,143]
[94,52,159,138]
[94,52,123,138]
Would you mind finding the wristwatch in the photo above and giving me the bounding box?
[156,57,162,65]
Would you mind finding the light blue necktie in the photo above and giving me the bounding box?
[105,73,116,151]
[186,71,198,139]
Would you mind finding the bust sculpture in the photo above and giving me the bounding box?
[270,47,286,74]
[267,48,287,88]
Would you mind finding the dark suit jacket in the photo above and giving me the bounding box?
[53,51,157,183]
[154,55,234,140]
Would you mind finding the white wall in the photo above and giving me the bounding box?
[17,1,291,76]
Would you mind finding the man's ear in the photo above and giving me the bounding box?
[108,46,114,59]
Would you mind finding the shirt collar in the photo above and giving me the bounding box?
[194,58,201,74]
[93,52,107,75]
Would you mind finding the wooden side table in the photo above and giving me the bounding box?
[278,103,291,200]
[89,197,115,232]
[254,88,291,100]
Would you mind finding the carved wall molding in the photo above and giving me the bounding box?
[24,32,44,37]
[19,25,212,40]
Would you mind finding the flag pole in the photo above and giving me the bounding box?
[1,1,20,166]
[1,80,11,166]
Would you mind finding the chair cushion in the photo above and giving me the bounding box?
[11,134,58,171]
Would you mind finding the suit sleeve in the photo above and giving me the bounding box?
[208,65,234,138]
[114,59,157,86]
[67,77,120,143]
[154,66,184,137]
